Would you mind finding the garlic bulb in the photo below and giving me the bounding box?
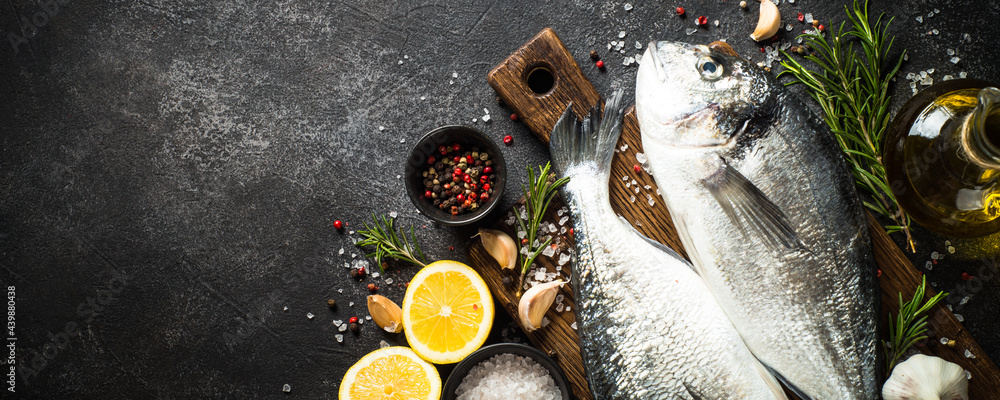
[367,295,403,333]
[882,354,968,400]
[476,228,517,270]
[750,0,781,41]
[518,281,565,332]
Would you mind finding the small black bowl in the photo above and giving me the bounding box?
[405,125,507,226]
[440,343,572,400]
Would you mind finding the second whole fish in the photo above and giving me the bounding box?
[635,41,880,399]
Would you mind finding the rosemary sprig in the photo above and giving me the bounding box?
[885,276,947,371]
[356,213,427,273]
[779,0,915,252]
[514,162,570,295]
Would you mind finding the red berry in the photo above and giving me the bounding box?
[349,316,359,324]
[454,168,463,176]
[483,166,493,175]
[453,156,461,163]
[457,194,465,202]
[797,12,804,22]
[595,60,605,68]
[962,272,973,281]
[357,267,366,277]
[818,25,825,32]
[521,238,529,245]
[479,175,489,184]
[510,113,518,121]
[877,269,882,277]
[427,155,435,164]
[568,228,574,237]
[452,143,461,152]
[633,164,641,173]
[503,135,513,145]
[464,175,472,183]
[482,183,491,191]
[449,246,455,251]
[676,7,685,15]
[439,145,448,155]
[367,283,378,292]
[480,192,489,201]
[697,16,707,25]
[333,220,343,230]
[424,190,433,199]
[453,175,461,182]
[443,183,451,189]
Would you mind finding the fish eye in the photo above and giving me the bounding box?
[697,56,723,81]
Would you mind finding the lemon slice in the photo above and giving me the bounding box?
[402,260,495,364]
[338,346,441,400]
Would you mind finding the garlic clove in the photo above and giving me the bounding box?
[518,281,565,332]
[367,295,403,333]
[882,354,968,400]
[476,228,517,270]
[750,0,781,41]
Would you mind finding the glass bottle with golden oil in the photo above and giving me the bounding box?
[885,80,1000,238]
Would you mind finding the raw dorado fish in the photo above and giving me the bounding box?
[549,89,787,400]
[636,41,880,400]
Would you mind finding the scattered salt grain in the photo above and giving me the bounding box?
[931,251,940,260]
[379,126,385,131]
[624,3,633,11]
[925,261,933,270]
[932,29,939,35]
[915,16,923,23]
[940,337,950,344]
[950,57,961,64]
[635,152,647,163]
[948,246,956,254]
[386,277,394,284]
[380,340,390,348]
[965,349,975,358]
[453,71,459,78]
[349,302,354,306]
[283,306,288,311]
[956,314,964,322]
[482,114,491,122]
[338,248,345,255]
[283,384,291,393]
[335,334,344,343]
[334,319,343,327]
[960,296,970,305]
[947,48,955,56]
[455,353,562,400]
[618,31,626,38]
[786,23,793,31]
[960,72,968,78]
[365,315,372,320]
[339,324,348,332]
[558,253,571,266]
[804,13,813,23]
[630,195,636,203]
[571,321,577,330]
[966,370,972,380]
[685,28,698,36]
[541,246,556,258]
[339,288,344,293]
[372,272,380,279]
[564,306,571,312]
[306,313,315,320]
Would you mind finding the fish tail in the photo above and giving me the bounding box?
[548,88,627,178]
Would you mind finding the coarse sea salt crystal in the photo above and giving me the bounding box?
[335,334,344,343]
[960,296,970,305]
[960,71,968,78]
[686,28,698,36]
[482,114,491,122]
[916,16,923,23]
[630,195,636,203]
[925,261,933,270]
[339,324,348,332]
[372,272,380,279]
[931,251,939,259]
[333,319,343,326]
[555,303,564,312]
[564,306,571,312]
[635,152,647,163]
[386,277,394,284]
[558,253,571,266]
[283,384,291,393]
[338,248,345,255]
[542,246,556,258]
[624,3,633,11]
[804,13,813,23]
[534,269,546,281]
[618,31,626,38]
[306,313,315,320]
[571,322,578,330]
[559,216,569,226]
[956,314,965,322]
[965,349,975,358]
[940,337,950,344]
[380,340,390,348]
[951,57,961,64]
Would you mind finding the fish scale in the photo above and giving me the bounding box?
[637,41,880,400]
[549,89,786,400]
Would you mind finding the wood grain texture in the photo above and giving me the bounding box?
[480,28,1000,399]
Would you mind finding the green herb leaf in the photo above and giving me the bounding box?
[884,276,947,371]
[356,213,428,272]
[514,162,570,295]
[779,0,915,252]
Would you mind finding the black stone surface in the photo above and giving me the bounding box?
[1,0,997,398]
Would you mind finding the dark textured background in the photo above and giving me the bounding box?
[1,0,998,398]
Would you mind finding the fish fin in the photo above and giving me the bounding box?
[760,364,810,400]
[548,88,627,177]
[616,215,686,262]
[753,361,791,400]
[701,159,804,252]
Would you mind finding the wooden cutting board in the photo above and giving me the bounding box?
[468,28,1000,399]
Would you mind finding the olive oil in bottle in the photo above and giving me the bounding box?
[885,80,1000,238]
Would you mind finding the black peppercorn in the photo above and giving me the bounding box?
[349,269,360,279]
[349,322,359,333]
[589,50,600,61]
[327,299,336,308]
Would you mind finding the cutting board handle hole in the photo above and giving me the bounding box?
[525,63,556,96]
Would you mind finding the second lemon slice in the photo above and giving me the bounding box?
[402,260,494,364]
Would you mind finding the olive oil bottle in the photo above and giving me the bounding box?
[885,80,1000,237]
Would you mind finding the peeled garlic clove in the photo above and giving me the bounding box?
[750,0,781,41]
[882,354,968,400]
[518,281,565,332]
[367,295,403,333]
[477,228,517,270]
